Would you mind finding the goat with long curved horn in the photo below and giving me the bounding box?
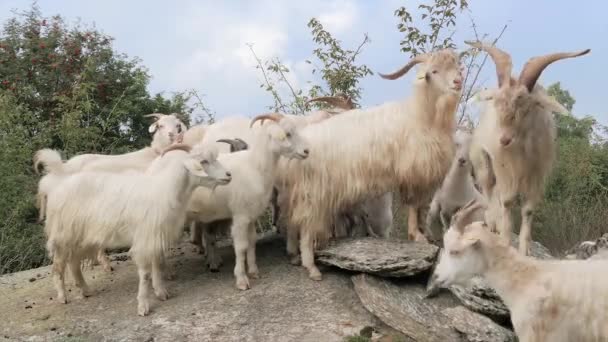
[518,49,591,92]
[379,53,431,80]
[451,199,485,233]
[250,113,284,128]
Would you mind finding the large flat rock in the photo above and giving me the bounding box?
[317,237,438,277]
[352,274,515,342]
[0,236,381,342]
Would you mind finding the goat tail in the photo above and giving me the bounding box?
[34,149,64,175]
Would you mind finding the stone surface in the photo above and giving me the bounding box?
[565,233,608,260]
[317,237,439,277]
[448,277,510,322]
[0,236,386,342]
[510,233,553,260]
[352,274,514,342]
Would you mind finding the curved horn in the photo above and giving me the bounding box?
[465,41,512,88]
[161,143,192,156]
[144,113,165,121]
[217,138,249,153]
[451,199,486,233]
[379,53,431,80]
[250,113,284,128]
[306,95,354,110]
[518,49,590,92]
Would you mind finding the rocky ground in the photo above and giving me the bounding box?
[2,230,595,342]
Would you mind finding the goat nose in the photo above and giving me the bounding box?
[458,157,466,165]
[226,171,232,177]
[303,149,309,155]
[499,136,512,146]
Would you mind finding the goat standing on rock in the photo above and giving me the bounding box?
[467,41,590,255]
[278,49,463,281]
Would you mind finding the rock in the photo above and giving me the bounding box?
[509,233,553,260]
[352,274,514,342]
[565,233,608,260]
[442,306,515,342]
[317,237,439,277]
[448,278,509,322]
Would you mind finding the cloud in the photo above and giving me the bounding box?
[317,0,359,34]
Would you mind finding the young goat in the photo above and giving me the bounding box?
[187,114,309,290]
[429,200,608,342]
[278,49,462,280]
[426,129,485,238]
[466,41,590,254]
[44,144,231,316]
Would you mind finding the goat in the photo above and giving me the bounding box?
[44,144,231,316]
[428,200,608,342]
[187,114,309,290]
[277,49,463,280]
[466,41,590,254]
[426,129,486,238]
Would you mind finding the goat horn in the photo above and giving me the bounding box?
[217,138,249,152]
[144,113,165,121]
[518,49,590,92]
[452,199,485,233]
[379,53,431,80]
[250,113,284,128]
[161,143,192,156]
[465,41,513,88]
[306,95,354,110]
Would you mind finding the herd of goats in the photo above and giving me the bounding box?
[31,40,608,340]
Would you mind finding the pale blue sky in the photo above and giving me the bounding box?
[1,1,606,124]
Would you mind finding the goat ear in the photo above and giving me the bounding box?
[539,95,569,115]
[148,122,158,134]
[183,158,208,177]
[463,237,481,249]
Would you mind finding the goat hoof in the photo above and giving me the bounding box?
[102,265,114,273]
[138,301,150,316]
[413,233,428,243]
[57,295,67,304]
[308,269,323,281]
[248,270,260,279]
[288,254,301,266]
[236,277,251,291]
[77,287,92,299]
[155,288,169,301]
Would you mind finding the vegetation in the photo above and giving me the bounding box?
[0,2,605,274]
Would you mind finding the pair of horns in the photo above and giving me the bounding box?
[160,143,192,156]
[250,113,284,128]
[465,41,590,92]
[217,138,248,152]
[451,199,486,233]
[306,94,355,110]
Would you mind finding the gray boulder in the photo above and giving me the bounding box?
[317,237,438,277]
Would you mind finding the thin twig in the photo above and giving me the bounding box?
[273,59,305,114]
[247,43,287,112]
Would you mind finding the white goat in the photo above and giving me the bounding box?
[426,129,486,237]
[44,144,231,316]
[35,113,187,271]
[34,113,186,221]
[466,41,590,255]
[429,200,608,342]
[187,114,309,290]
[277,49,463,280]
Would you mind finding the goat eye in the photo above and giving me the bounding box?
[449,250,461,256]
[286,132,292,138]
[200,160,208,165]
[432,70,438,74]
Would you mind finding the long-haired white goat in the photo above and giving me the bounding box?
[278,49,463,280]
[34,113,186,222]
[466,41,590,255]
[187,114,309,290]
[44,144,231,316]
[429,200,608,342]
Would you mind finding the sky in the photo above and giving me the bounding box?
[1,1,607,124]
